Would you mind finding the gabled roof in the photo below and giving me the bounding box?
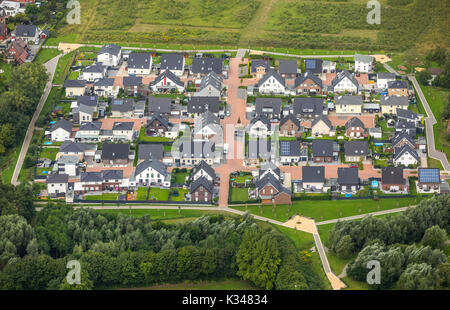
[391,131,415,148]
[50,119,72,133]
[15,24,37,37]
[377,72,396,80]
[102,170,123,181]
[251,59,270,73]
[248,138,271,159]
[64,79,86,88]
[150,69,184,87]
[394,144,419,162]
[255,97,282,116]
[344,141,369,156]
[395,120,415,130]
[148,96,171,113]
[60,141,89,153]
[111,98,134,112]
[83,63,105,73]
[79,121,102,131]
[47,173,69,184]
[279,140,301,156]
[294,70,322,88]
[259,162,280,179]
[381,167,404,184]
[190,176,214,194]
[312,140,336,157]
[148,113,170,129]
[135,159,167,177]
[197,111,220,128]
[311,116,332,129]
[93,78,114,87]
[334,95,363,106]
[99,44,121,56]
[160,53,184,71]
[138,144,164,161]
[191,161,216,180]
[77,95,98,107]
[112,122,134,131]
[337,167,359,185]
[418,168,440,183]
[255,173,283,192]
[187,96,220,114]
[388,80,408,89]
[397,108,419,120]
[179,141,216,158]
[302,166,325,183]
[380,95,408,106]
[128,53,151,69]
[80,171,103,183]
[101,143,130,160]
[199,71,223,92]
[280,114,300,128]
[304,59,323,74]
[331,70,359,88]
[250,114,271,131]
[79,104,94,115]
[258,69,286,88]
[278,60,298,75]
[293,97,324,115]
[123,76,142,87]
[345,117,365,130]
[192,57,223,75]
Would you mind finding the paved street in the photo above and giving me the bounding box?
[11,54,62,185]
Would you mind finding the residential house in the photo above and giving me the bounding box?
[331,71,359,93]
[302,166,325,191]
[397,109,421,126]
[54,156,78,177]
[393,144,419,167]
[146,113,170,136]
[322,61,336,73]
[251,59,270,79]
[255,97,282,120]
[101,143,130,166]
[64,79,86,97]
[304,59,323,74]
[381,167,408,192]
[6,38,28,64]
[248,114,271,137]
[111,98,134,118]
[278,60,298,78]
[193,111,221,141]
[279,114,301,137]
[189,177,214,203]
[137,144,164,164]
[345,117,367,139]
[258,162,281,180]
[354,54,374,73]
[97,44,122,67]
[79,105,94,124]
[334,95,363,114]
[187,96,220,116]
[255,173,291,205]
[362,102,381,114]
[112,122,135,141]
[312,140,339,163]
[178,141,216,166]
[258,69,286,94]
[194,71,223,97]
[93,78,118,98]
[0,2,23,18]
[75,121,102,142]
[247,138,272,164]
[417,168,441,192]
[79,172,103,193]
[102,170,125,191]
[380,96,409,114]
[57,141,96,161]
[128,52,152,75]
[123,76,143,96]
[377,72,396,89]
[46,174,69,197]
[292,97,324,119]
[81,63,106,82]
[150,69,184,93]
[160,53,185,76]
[191,57,223,77]
[395,120,416,138]
[279,140,306,164]
[294,71,323,95]
[134,160,170,187]
[337,167,361,192]
[391,131,415,150]
[344,141,369,162]
[190,161,216,182]
[49,119,72,142]
[311,116,333,137]
[387,80,408,97]
[148,96,171,116]
[13,24,38,43]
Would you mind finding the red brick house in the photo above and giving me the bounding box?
[255,174,291,205]
[146,113,170,136]
[294,71,323,95]
[345,117,367,139]
[381,167,408,192]
[6,38,28,64]
[190,177,213,203]
[279,114,302,137]
[0,21,8,40]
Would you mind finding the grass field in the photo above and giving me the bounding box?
[39,148,59,161]
[148,188,170,201]
[34,48,62,64]
[171,189,188,202]
[136,187,148,200]
[230,187,249,202]
[36,87,63,126]
[231,197,421,222]
[85,193,120,200]
[98,209,225,220]
[53,51,76,85]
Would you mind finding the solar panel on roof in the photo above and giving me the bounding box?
[419,169,440,183]
[280,141,290,156]
[305,60,316,69]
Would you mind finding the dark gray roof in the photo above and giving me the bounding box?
[111,99,134,112]
[391,131,415,148]
[94,78,114,87]
[77,95,98,107]
[395,120,415,130]
[123,76,142,87]
[99,44,121,56]
[198,111,220,127]
[64,79,86,88]
[191,161,216,180]
[192,57,223,75]
[255,97,282,116]
[302,166,325,183]
[135,159,167,176]
[128,53,151,69]
[332,70,359,88]
[102,170,123,181]
[377,72,396,80]
[344,141,369,156]
[190,176,214,194]
[148,96,171,113]
[160,53,184,71]
[148,113,170,129]
[47,173,69,184]
[388,80,408,89]
[394,144,419,162]
[304,59,323,74]
[138,144,164,161]
[259,162,280,179]
[293,97,324,116]
[279,140,301,156]
[381,167,404,184]
[179,141,216,158]
[150,69,184,87]
[248,139,271,160]
[258,69,286,88]
[311,116,332,128]
[79,121,102,131]
[397,108,419,120]
[312,140,335,157]
[187,96,220,114]
[15,24,37,37]
[101,143,130,160]
[250,114,271,131]
[294,70,322,88]
[83,63,105,73]
[345,117,365,130]
[255,173,283,192]
[280,114,300,128]
[60,141,88,153]
[380,95,408,106]
[251,59,270,73]
[334,95,363,106]
[112,122,134,131]
[337,168,359,185]
[50,119,72,133]
[199,71,222,92]
[278,60,297,75]
[80,172,103,183]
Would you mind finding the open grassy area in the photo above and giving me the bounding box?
[148,188,170,201]
[98,209,224,219]
[34,48,62,64]
[230,187,249,202]
[231,197,422,222]
[39,148,59,161]
[171,189,188,202]
[172,171,189,184]
[36,87,63,126]
[136,187,148,200]
[85,193,120,200]
[0,144,21,184]
[53,51,76,85]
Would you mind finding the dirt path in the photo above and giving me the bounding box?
[238,0,276,46]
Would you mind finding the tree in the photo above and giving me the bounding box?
[416,70,432,85]
[397,263,440,290]
[0,214,34,267]
[421,225,447,250]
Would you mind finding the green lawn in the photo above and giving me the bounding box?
[139,127,171,142]
[34,48,62,64]
[0,144,21,184]
[148,188,170,201]
[98,209,225,220]
[273,224,315,251]
[53,51,76,85]
[39,148,59,161]
[230,187,249,202]
[231,197,422,222]
[136,187,148,200]
[172,172,189,184]
[171,189,188,202]
[85,193,120,200]
[0,62,12,86]
[36,87,63,126]
[68,71,80,80]
[129,279,254,290]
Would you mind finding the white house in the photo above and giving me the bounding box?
[97,44,122,67]
[331,71,359,93]
[0,1,24,17]
[258,69,286,94]
[134,160,170,187]
[54,156,78,177]
[393,145,420,167]
[354,54,374,73]
[150,70,185,93]
[160,53,185,77]
[79,105,94,124]
[193,111,222,142]
[128,52,152,75]
[248,115,271,138]
[46,174,69,197]
[112,122,135,141]
[190,161,216,182]
[194,71,223,97]
[377,72,396,89]
[49,119,72,142]
[93,78,118,98]
[81,63,106,82]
